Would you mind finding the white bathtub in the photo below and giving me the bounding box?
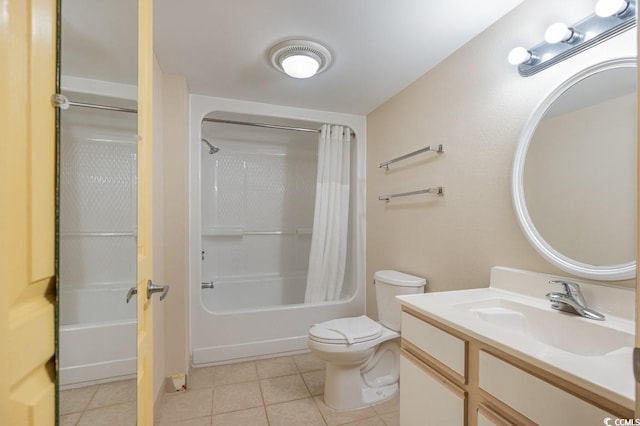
[59,286,136,389]
[192,273,363,366]
[201,275,307,312]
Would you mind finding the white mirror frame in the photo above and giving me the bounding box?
[512,57,637,281]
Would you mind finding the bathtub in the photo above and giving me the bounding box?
[59,286,136,389]
[201,274,307,312]
[190,99,367,367]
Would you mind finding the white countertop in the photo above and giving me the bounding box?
[396,267,636,409]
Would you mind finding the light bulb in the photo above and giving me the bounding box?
[508,47,533,65]
[595,0,629,17]
[281,55,320,79]
[544,22,574,44]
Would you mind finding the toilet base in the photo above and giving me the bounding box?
[363,382,398,406]
[323,362,399,410]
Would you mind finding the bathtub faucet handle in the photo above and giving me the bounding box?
[126,287,137,303]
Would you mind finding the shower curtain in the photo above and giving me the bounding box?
[305,124,351,303]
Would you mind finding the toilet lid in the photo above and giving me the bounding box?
[309,316,383,345]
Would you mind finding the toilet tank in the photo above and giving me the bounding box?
[374,270,426,331]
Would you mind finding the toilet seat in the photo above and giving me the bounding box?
[309,316,382,345]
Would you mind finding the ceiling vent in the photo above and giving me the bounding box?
[269,39,332,79]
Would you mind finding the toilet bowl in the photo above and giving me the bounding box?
[307,270,426,410]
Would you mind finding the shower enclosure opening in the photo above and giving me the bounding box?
[58,90,138,388]
[200,113,356,313]
[190,101,365,366]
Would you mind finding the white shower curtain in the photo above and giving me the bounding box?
[305,124,351,303]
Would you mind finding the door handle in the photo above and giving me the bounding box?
[126,287,137,303]
[147,280,169,301]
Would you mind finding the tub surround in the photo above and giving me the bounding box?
[397,266,635,423]
[189,95,367,366]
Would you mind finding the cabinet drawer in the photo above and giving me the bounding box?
[479,350,616,425]
[401,311,466,378]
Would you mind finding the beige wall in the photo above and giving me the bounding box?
[161,73,191,378]
[365,0,636,317]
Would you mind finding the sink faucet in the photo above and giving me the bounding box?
[546,280,605,321]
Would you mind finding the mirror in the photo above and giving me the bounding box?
[512,58,636,281]
[58,0,138,423]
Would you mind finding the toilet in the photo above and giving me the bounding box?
[307,270,426,410]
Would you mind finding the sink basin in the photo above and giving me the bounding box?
[453,298,633,356]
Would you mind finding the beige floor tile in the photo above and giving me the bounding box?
[265,397,326,426]
[211,406,268,426]
[293,352,326,373]
[59,385,99,415]
[343,417,385,426]
[77,401,136,426]
[59,412,81,426]
[213,361,257,385]
[301,370,325,396]
[379,411,400,426]
[160,388,214,423]
[314,396,377,426]
[256,356,298,379]
[158,416,212,426]
[212,381,263,414]
[371,393,399,415]
[260,374,311,405]
[189,366,215,390]
[87,379,136,409]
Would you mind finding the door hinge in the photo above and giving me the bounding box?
[51,93,70,109]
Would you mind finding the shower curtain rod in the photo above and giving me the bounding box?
[62,99,355,136]
[202,117,355,137]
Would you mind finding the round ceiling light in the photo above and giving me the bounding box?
[269,39,332,79]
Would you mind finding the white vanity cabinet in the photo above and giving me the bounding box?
[400,308,631,425]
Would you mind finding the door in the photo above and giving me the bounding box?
[137,0,156,423]
[0,0,57,424]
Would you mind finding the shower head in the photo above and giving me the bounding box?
[201,138,219,154]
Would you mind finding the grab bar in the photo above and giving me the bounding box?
[379,186,445,201]
[244,230,297,236]
[203,228,310,237]
[378,144,443,169]
[60,231,136,237]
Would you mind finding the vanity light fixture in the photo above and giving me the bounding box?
[269,39,332,79]
[508,0,636,76]
[595,0,630,17]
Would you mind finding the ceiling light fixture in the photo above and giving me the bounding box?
[508,0,636,77]
[269,39,332,79]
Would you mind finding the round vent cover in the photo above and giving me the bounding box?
[269,39,332,78]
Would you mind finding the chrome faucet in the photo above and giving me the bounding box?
[545,280,605,321]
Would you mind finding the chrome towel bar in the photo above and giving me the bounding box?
[379,187,445,201]
[378,144,443,169]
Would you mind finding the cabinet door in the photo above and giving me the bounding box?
[400,352,466,426]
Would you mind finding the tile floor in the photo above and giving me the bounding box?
[59,352,400,426]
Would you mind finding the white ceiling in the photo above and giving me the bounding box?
[62,0,524,115]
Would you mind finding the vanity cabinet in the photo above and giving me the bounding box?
[400,308,631,425]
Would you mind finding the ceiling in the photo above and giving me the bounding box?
[62,0,524,115]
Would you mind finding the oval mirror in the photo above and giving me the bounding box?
[512,58,636,281]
